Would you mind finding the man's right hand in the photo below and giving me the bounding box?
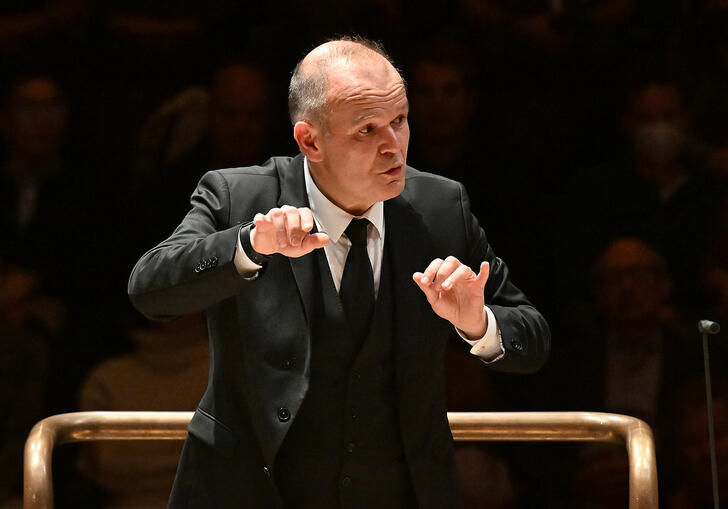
[250,206,329,258]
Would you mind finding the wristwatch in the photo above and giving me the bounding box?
[239,222,272,266]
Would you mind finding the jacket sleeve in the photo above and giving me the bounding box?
[459,182,551,374]
[128,170,249,320]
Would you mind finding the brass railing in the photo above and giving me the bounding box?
[24,411,658,508]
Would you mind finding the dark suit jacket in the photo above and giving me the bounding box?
[128,154,550,508]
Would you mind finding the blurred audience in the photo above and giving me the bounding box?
[129,60,277,250]
[0,260,51,509]
[0,70,95,300]
[556,73,726,311]
[407,40,480,189]
[555,238,700,432]
[77,313,208,509]
[547,237,715,505]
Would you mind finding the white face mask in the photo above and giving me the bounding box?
[632,121,686,167]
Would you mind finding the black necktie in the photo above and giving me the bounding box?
[340,218,375,348]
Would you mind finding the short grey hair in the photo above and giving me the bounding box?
[288,36,399,127]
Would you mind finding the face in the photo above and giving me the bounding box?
[209,64,273,166]
[3,77,68,159]
[411,61,475,138]
[304,58,409,215]
[594,239,671,325]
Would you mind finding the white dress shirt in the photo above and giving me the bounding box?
[234,158,504,362]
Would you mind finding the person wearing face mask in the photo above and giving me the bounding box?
[555,72,726,314]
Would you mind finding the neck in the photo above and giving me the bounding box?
[308,160,373,216]
[635,159,687,197]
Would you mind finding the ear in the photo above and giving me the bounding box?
[293,121,324,162]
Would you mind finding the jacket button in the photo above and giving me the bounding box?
[352,371,361,381]
[277,407,291,422]
[262,466,271,477]
[283,358,295,370]
[350,407,358,420]
[512,340,523,351]
[340,476,351,487]
[346,442,355,453]
[211,256,218,265]
[194,265,201,273]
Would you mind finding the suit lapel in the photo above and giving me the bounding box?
[384,194,431,359]
[277,154,317,328]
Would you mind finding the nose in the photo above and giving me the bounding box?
[379,125,401,155]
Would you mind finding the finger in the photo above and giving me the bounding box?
[269,209,287,248]
[475,261,490,289]
[421,258,444,285]
[433,256,461,291]
[299,207,315,232]
[412,272,439,305]
[301,232,329,252]
[252,212,273,232]
[441,264,474,291]
[283,206,303,246]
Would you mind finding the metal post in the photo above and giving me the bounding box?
[699,319,721,509]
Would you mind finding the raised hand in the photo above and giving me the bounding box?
[250,205,329,258]
[413,257,490,339]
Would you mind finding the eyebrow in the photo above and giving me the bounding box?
[353,101,410,124]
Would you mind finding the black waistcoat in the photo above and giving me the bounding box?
[274,246,417,509]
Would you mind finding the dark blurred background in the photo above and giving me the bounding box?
[1,1,728,508]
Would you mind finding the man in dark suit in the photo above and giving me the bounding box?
[129,37,550,509]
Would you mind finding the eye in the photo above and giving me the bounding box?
[392,115,407,126]
[359,124,375,134]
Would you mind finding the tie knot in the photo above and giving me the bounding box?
[345,218,370,247]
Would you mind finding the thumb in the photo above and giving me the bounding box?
[301,232,330,252]
[475,261,490,288]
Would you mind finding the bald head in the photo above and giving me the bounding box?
[288,37,401,128]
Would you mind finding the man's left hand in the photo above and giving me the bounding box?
[413,257,490,339]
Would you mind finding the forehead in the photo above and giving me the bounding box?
[326,60,408,123]
[13,77,61,103]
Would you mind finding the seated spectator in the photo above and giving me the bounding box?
[129,60,277,250]
[407,40,480,189]
[0,260,53,509]
[77,313,208,509]
[556,73,726,311]
[555,237,701,437]
[542,237,702,505]
[0,69,96,300]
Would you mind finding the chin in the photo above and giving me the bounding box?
[382,181,406,201]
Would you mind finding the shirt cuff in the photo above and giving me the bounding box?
[456,306,505,363]
[235,232,263,279]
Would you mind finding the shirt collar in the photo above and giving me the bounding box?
[303,157,384,243]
